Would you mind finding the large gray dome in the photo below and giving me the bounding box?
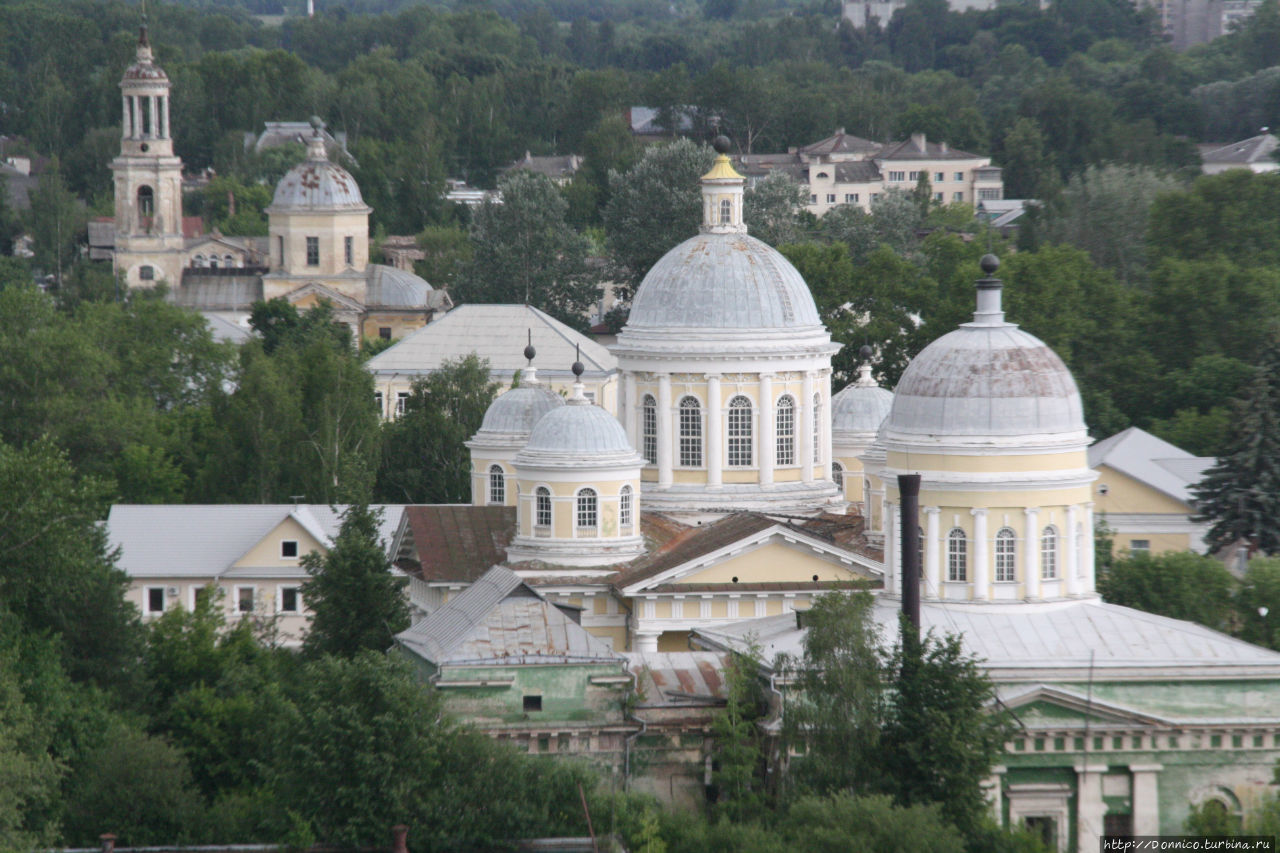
[832,381,894,437]
[518,399,641,466]
[625,233,821,331]
[885,323,1086,441]
[270,152,368,211]
[478,385,564,436]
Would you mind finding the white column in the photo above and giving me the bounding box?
[924,507,941,598]
[707,374,722,488]
[635,631,659,653]
[657,373,673,487]
[821,370,833,478]
[150,95,159,137]
[884,501,896,594]
[122,95,130,139]
[130,96,139,139]
[1065,505,1080,596]
[972,508,989,600]
[1083,501,1096,594]
[622,372,636,448]
[801,371,815,484]
[1076,763,1107,853]
[1024,507,1041,600]
[1130,764,1163,835]
[983,766,1005,822]
[758,373,774,485]
[162,94,170,139]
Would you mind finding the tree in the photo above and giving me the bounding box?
[374,354,499,504]
[0,652,61,850]
[1097,552,1238,630]
[710,649,767,821]
[997,118,1060,201]
[301,504,410,660]
[1192,329,1280,556]
[24,158,85,288]
[604,139,714,300]
[743,171,809,248]
[457,171,599,329]
[1235,558,1280,651]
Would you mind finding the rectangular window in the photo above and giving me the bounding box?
[934,171,945,182]
[775,398,795,466]
[642,398,657,464]
[146,587,166,614]
[727,401,753,468]
[374,391,384,413]
[395,392,410,416]
[1129,539,1150,555]
[955,171,964,182]
[679,401,703,467]
[277,235,284,266]
[378,327,391,340]
[809,194,817,204]
[871,193,881,201]
[888,171,905,182]
[279,586,300,613]
[236,586,255,614]
[344,235,353,266]
[953,191,963,202]
[306,236,319,266]
[281,540,299,558]
[933,192,943,202]
[844,193,858,203]
[978,188,1003,201]
[139,265,155,281]
[825,193,836,203]
[524,695,542,712]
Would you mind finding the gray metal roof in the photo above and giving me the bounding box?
[887,323,1085,439]
[624,233,822,331]
[203,313,252,344]
[518,397,640,460]
[365,264,434,309]
[1201,133,1278,165]
[695,595,1280,680]
[364,304,616,378]
[171,277,264,310]
[395,566,620,666]
[832,369,894,436]
[1088,426,1212,504]
[107,504,406,578]
[269,139,368,211]
[475,382,565,437]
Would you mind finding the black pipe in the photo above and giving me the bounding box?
[898,474,921,640]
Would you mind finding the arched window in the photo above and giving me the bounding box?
[209,256,219,268]
[576,488,598,530]
[137,185,154,218]
[678,396,702,467]
[813,392,821,464]
[947,528,968,582]
[488,464,505,505]
[995,528,1017,582]
[641,394,657,464]
[1041,526,1058,579]
[139,265,155,281]
[193,253,206,268]
[535,487,552,530]
[727,396,753,467]
[620,485,633,529]
[719,198,732,224]
[224,254,235,267]
[832,461,844,491]
[776,395,795,466]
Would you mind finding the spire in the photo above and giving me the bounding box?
[700,135,746,234]
[972,253,1006,326]
[306,116,328,161]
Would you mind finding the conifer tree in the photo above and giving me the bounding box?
[1192,328,1280,556]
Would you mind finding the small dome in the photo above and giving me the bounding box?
[477,385,564,436]
[520,399,638,461]
[271,151,367,211]
[366,264,432,309]
[885,324,1085,441]
[122,60,167,82]
[832,381,894,437]
[624,233,821,331]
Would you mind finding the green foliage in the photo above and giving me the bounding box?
[24,158,85,287]
[458,170,600,328]
[301,504,410,659]
[744,171,810,247]
[1235,559,1280,651]
[0,650,62,850]
[710,649,767,821]
[375,354,500,503]
[199,176,273,236]
[1098,551,1238,630]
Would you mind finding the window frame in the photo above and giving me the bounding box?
[678,395,703,467]
[488,464,506,505]
[344,235,354,266]
[727,395,754,468]
[145,586,166,615]
[775,394,796,466]
[995,527,1017,583]
[535,486,552,530]
[620,485,633,529]
[576,487,598,532]
[641,394,657,464]
[947,528,968,582]
[305,235,320,266]
[832,461,844,490]
[278,585,301,614]
[1041,526,1059,579]
[235,585,257,615]
[281,540,299,559]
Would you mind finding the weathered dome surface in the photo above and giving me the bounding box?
[366,264,431,308]
[521,400,637,460]
[886,324,1085,440]
[122,59,168,82]
[625,233,821,330]
[271,156,367,210]
[832,382,894,436]
[478,385,564,436]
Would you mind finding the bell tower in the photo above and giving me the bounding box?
[111,21,186,288]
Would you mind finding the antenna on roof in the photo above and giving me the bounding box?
[290,494,305,507]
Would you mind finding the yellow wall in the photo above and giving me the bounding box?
[584,624,629,651]
[271,210,368,276]
[1093,465,1190,516]
[1116,532,1191,555]
[361,313,428,342]
[233,516,326,568]
[886,450,1089,474]
[674,542,864,585]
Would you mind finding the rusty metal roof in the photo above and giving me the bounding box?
[397,505,516,584]
[396,566,621,666]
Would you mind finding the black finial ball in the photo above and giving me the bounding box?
[980,253,1000,275]
[524,344,536,362]
[712,135,731,155]
[859,344,873,360]
[572,361,585,378]
[309,115,325,131]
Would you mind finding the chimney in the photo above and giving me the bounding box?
[911,132,926,152]
[100,835,116,853]
[940,141,948,153]
[392,825,409,853]
[795,602,812,630]
[898,474,921,640]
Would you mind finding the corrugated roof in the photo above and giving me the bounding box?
[798,129,881,158]
[398,505,517,583]
[877,136,982,161]
[625,651,729,706]
[396,566,621,665]
[365,263,433,309]
[1088,426,1212,504]
[171,276,264,309]
[108,504,406,577]
[364,304,616,378]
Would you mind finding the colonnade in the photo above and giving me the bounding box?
[122,92,170,141]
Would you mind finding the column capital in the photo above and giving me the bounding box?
[1024,506,1041,516]
[923,506,942,515]
[705,372,722,381]
[970,507,988,517]
[1128,763,1164,773]
[758,372,775,380]
[1075,762,1108,775]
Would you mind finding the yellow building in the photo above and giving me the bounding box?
[1088,426,1212,556]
